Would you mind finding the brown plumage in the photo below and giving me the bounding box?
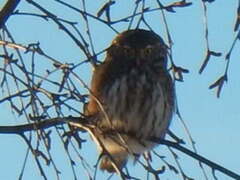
[85,29,175,172]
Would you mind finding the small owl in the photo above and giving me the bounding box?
[85,29,175,172]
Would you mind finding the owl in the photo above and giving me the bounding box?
[85,29,175,172]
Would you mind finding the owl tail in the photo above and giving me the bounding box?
[100,152,128,173]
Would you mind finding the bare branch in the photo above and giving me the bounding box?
[156,139,240,180]
[0,116,84,134]
[0,0,21,28]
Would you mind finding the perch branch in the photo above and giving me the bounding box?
[158,139,240,180]
[0,117,239,179]
[0,116,84,134]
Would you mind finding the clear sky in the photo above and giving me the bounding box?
[0,0,239,180]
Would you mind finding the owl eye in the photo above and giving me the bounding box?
[124,47,131,54]
[144,47,153,55]
[143,45,154,58]
[123,46,135,57]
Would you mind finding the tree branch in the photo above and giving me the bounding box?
[0,0,21,28]
[0,117,239,179]
[159,139,240,180]
[0,116,85,134]
[0,116,240,179]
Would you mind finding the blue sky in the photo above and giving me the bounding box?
[0,0,239,180]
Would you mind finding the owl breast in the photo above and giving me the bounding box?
[97,67,174,154]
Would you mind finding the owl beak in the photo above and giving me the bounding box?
[136,57,147,66]
[136,58,142,66]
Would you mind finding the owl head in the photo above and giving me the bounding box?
[106,29,168,68]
